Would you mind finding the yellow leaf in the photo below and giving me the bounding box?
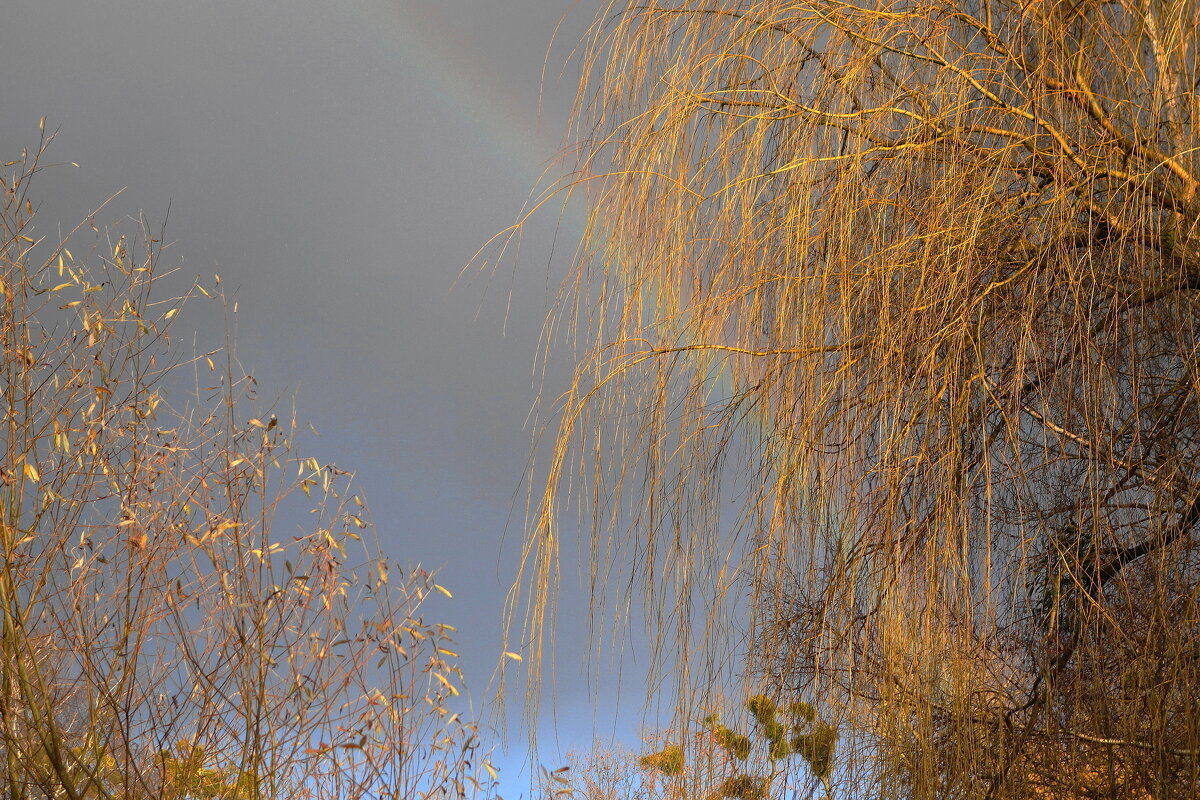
[164,308,178,319]
[484,763,499,781]
[504,651,523,661]
[23,464,40,483]
[434,584,453,598]
[433,673,459,696]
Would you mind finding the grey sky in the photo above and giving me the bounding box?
[2,0,641,790]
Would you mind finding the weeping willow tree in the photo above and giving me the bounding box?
[511,0,1200,797]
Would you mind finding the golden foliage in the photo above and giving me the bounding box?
[642,744,687,775]
[1,134,494,800]
[511,0,1200,796]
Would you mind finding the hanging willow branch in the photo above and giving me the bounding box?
[508,0,1200,797]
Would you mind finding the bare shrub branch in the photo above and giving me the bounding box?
[1,133,497,800]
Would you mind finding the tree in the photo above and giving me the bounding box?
[2,132,497,800]
[511,0,1200,797]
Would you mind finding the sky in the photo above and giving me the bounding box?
[1,0,649,793]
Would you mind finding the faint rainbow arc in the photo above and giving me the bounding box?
[382,6,569,195]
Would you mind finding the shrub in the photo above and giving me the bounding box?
[0,132,494,800]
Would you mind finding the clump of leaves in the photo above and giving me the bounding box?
[704,714,752,761]
[706,694,838,796]
[789,702,815,722]
[640,744,684,776]
[792,722,838,780]
[160,740,251,800]
[746,696,788,759]
[714,774,768,800]
[746,695,776,725]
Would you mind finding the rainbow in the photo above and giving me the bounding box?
[363,3,569,192]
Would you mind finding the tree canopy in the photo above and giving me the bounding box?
[516,0,1200,797]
